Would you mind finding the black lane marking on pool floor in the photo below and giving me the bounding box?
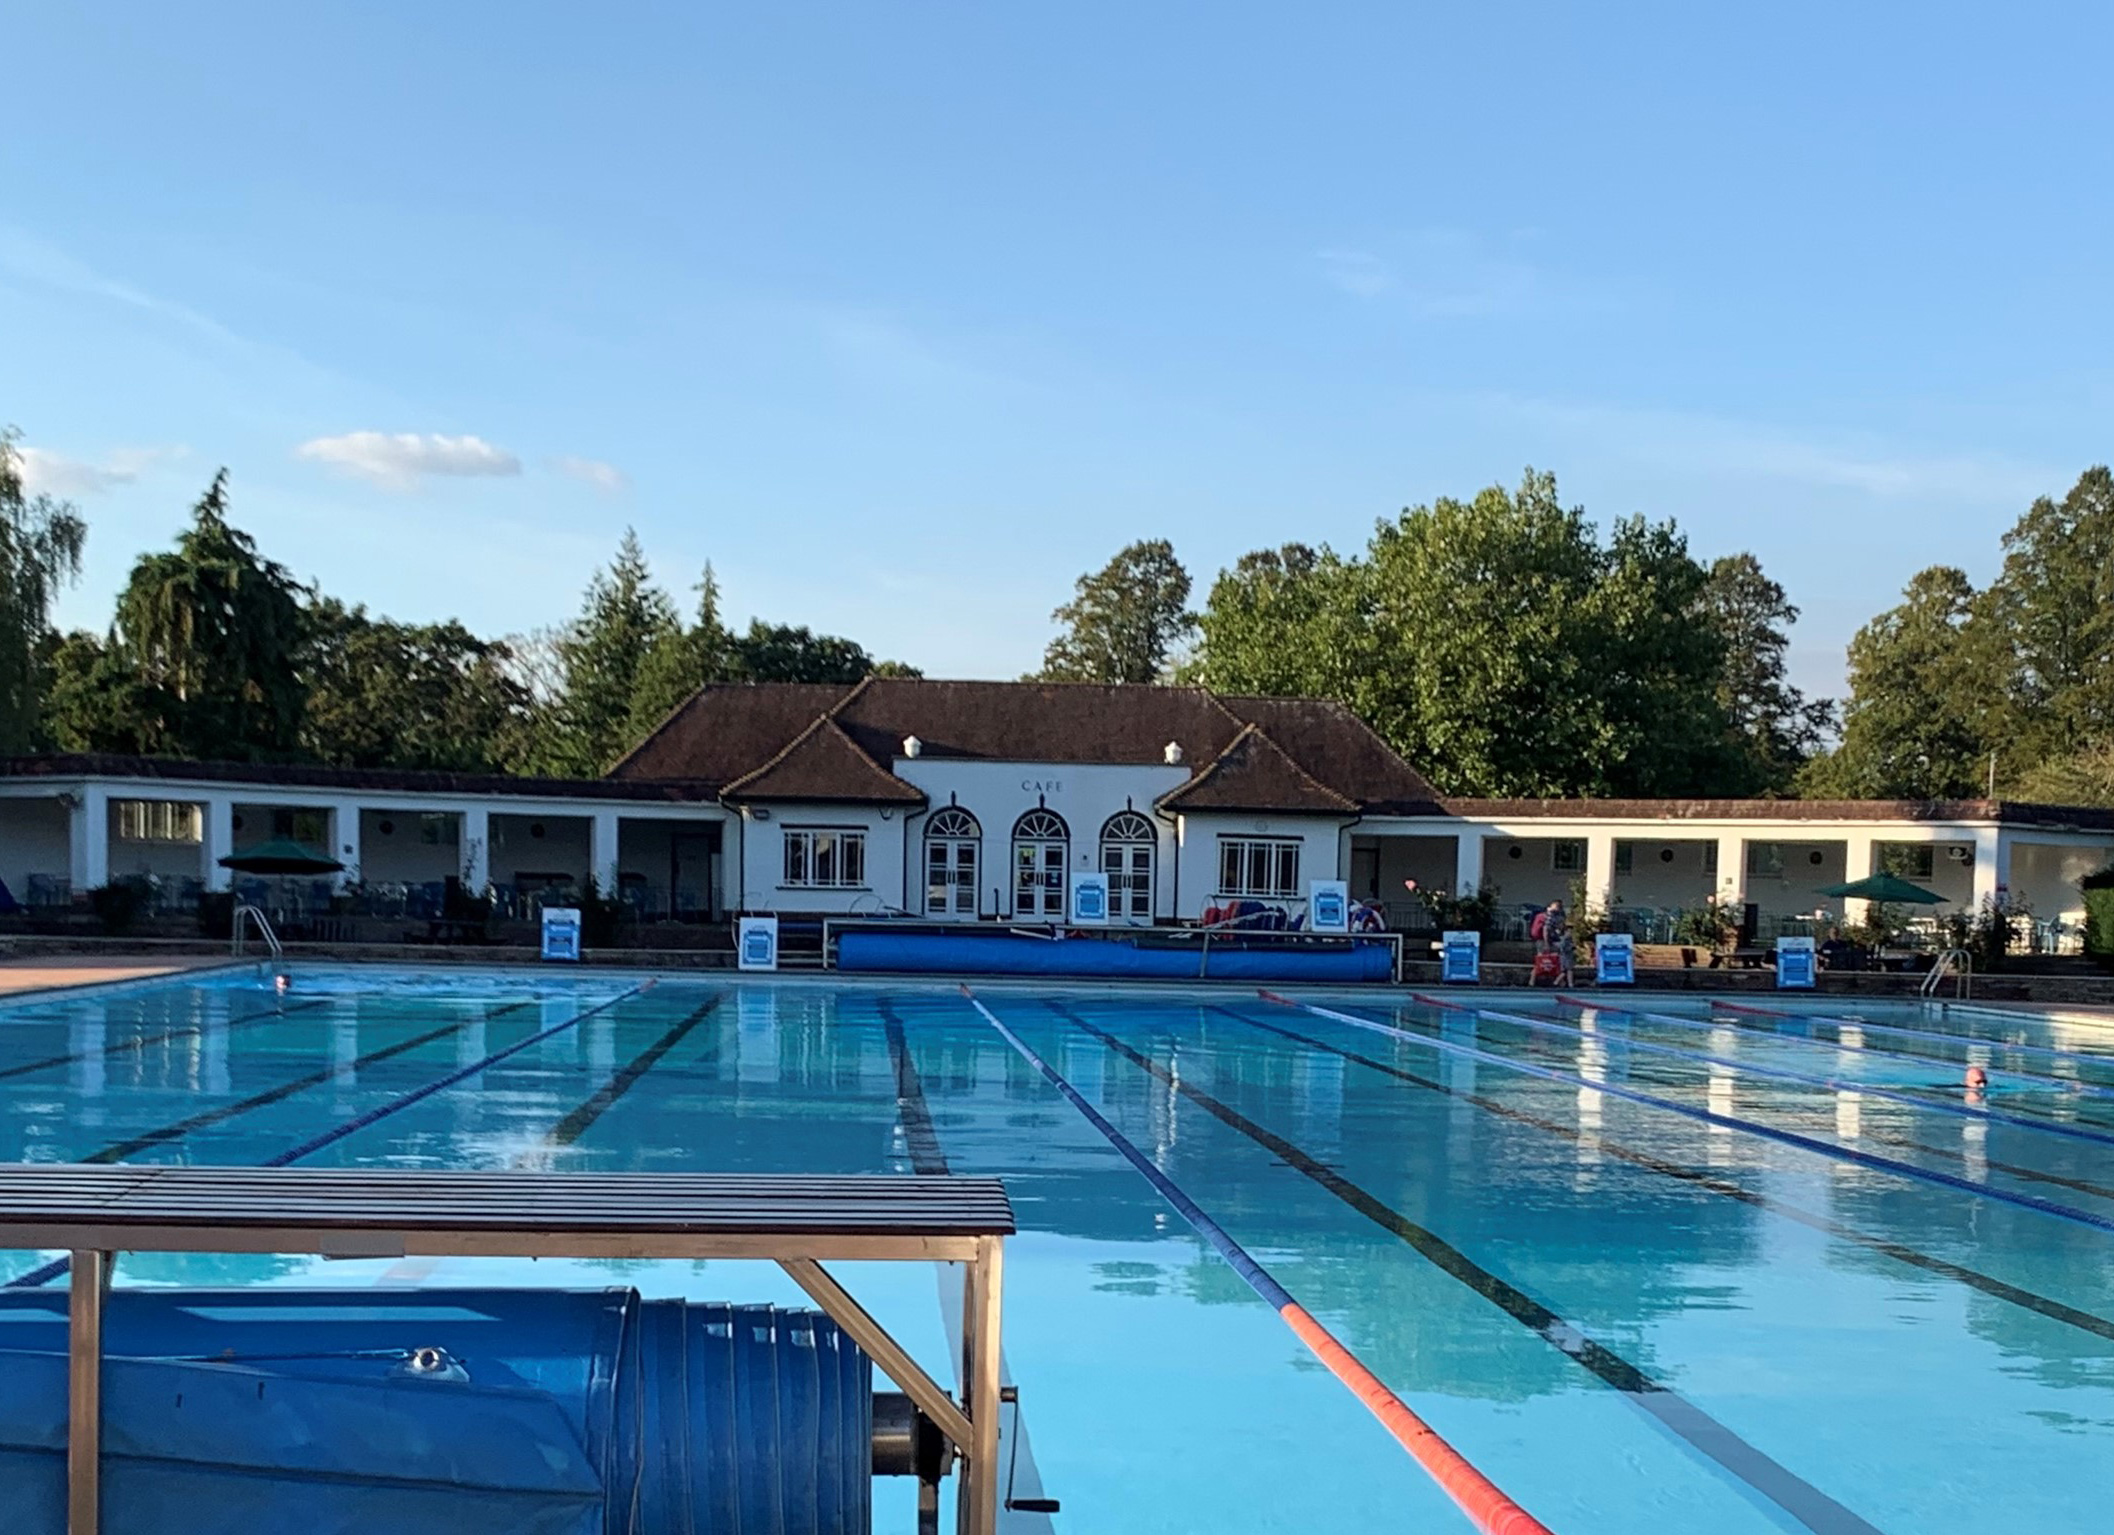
[537,994,724,1150]
[1420,1010,2114,1207]
[1230,1009,2114,1345]
[1058,1006,1889,1535]
[0,995,333,1082]
[78,999,541,1165]
[879,996,952,1176]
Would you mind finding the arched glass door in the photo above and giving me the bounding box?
[924,807,981,917]
[1100,811,1156,922]
[1011,809,1070,918]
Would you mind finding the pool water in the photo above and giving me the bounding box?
[2,965,2113,1533]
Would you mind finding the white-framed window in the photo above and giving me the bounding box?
[925,807,981,916]
[1746,843,1786,879]
[1704,842,1720,875]
[782,827,867,889]
[1012,809,1069,918]
[1613,841,1634,876]
[1100,811,1156,919]
[115,800,201,844]
[1551,840,1585,873]
[1218,837,1301,898]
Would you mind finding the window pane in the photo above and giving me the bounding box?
[1276,845,1299,895]
[785,833,808,885]
[959,844,975,875]
[843,836,864,886]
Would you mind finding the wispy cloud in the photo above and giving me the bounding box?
[17,444,185,496]
[296,431,522,490]
[548,454,629,493]
[1467,392,2055,504]
[1317,229,1547,318]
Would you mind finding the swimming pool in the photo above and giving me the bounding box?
[2,965,2112,1533]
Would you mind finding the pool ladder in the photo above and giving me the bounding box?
[232,903,284,960]
[1921,946,1972,1000]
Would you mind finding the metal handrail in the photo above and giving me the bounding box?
[1921,946,1972,1000]
[232,903,283,960]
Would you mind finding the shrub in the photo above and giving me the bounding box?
[1671,898,1736,949]
[88,877,151,937]
[1416,883,1497,935]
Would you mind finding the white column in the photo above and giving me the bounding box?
[202,797,235,892]
[590,809,621,896]
[1715,834,1747,907]
[1583,828,1618,912]
[1452,829,1485,896]
[462,806,490,893]
[332,801,361,887]
[1972,825,2004,909]
[67,786,109,896]
[1840,831,1875,929]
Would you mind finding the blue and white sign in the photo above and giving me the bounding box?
[1069,872,1109,925]
[1439,929,1481,984]
[1776,935,1817,989]
[738,916,780,972]
[1308,879,1351,934]
[540,907,582,963]
[1594,932,1636,986]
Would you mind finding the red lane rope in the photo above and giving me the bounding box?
[962,985,1555,1535]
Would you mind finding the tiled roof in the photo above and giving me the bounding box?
[720,716,926,805]
[0,753,697,801]
[1441,797,2114,831]
[1157,725,1359,815]
[610,677,1444,816]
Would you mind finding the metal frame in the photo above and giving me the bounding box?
[0,1167,1010,1535]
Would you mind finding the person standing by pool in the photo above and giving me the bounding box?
[1545,900,1575,986]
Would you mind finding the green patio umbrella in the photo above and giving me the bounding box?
[218,839,344,876]
[1815,872,1946,905]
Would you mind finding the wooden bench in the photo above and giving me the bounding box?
[0,1165,1015,1535]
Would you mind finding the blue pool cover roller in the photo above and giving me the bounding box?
[838,929,1394,981]
[0,1287,872,1535]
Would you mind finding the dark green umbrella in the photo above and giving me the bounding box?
[218,839,343,876]
[1816,872,1946,905]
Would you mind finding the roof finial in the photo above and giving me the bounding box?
[903,735,923,758]
[1164,740,1184,765]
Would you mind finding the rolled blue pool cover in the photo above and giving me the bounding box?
[838,929,1394,981]
[0,1288,871,1535]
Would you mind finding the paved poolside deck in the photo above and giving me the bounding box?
[0,955,236,998]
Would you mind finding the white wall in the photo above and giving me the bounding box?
[2011,840,2111,928]
[1172,812,1351,920]
[1610,839,1719,910]
[1482,837,1586,912]
[359,809,464,885]
[893,759,1189,920]
[0,797,70,895]
[491,812,592,888]
[736,804,906,915]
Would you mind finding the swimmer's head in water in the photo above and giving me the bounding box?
[1964,1065,1989,1089]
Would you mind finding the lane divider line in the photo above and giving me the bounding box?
[957,985,1557,1535]
[0,995,334,1083]
[524,993,723,1156]
[1711,998,2114,1075]
[1224,1006,2114,1345]
[879,995,952,1176]
[11,985,646,1289]
[1057,1001,1886,1535]
[1265,991,2114,1236]
[1426,994,2114,1149]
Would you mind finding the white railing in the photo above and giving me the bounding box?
[1921,946,1972,1000]
[232,903,283,960]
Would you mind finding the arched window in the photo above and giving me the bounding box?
[1100,811,1156,921]
[924,807,981,917]
[1011,809,1070,918]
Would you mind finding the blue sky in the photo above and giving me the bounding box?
[5,3,2110,697]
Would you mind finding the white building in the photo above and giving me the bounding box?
[3,678,2110,945]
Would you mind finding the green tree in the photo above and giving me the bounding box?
[728,621,874,684]
[1698,553,1835,793]
[534,529,685,774]
[1039,538,1196,683]
[1194,470,1733,797]
[107,470,310,760]
[623,561,734,746]
[1980,466,2114,763]
[1809,566,1993,799]
[0,428,88,752]
[301,600,531,771]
